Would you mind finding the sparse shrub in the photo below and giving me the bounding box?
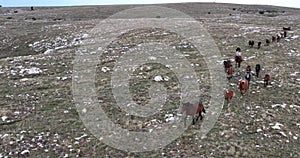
[233,8,236,11]
[7,17,12,19]
[229,13,232,16]
[14,10,18,13]
[259,10,265,14]
[156,15,161,18]
[53,18,63,21]
[208,12,211,14]
[32,17,36,20]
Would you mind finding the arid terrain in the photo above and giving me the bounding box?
[0,2,299,157]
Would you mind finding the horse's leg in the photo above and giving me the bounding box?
[196,112,201,122]
[192,116,195,125]
[184,115,187,127]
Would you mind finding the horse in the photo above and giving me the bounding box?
[245,71,251,87]
[246,65,251,72]
[235,56,243,68]
[255,64,261,78]
[223,59,232,71]
[226,65,233,81]
[235,47,243,68]
[277,34,281,42]
[181,102,206,127]
[248,40,254,47]
[266,39,270,46]
[224,89,234,105]
[284,31,287,38]
[238,79,249,95]
[283,27,291,30]
[258,41,262,49]
[264,74,270,87]
[272,36,276,42]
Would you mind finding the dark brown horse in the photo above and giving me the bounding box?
[264,74,271,87]
[283,27,291,31]
[181,102,206,127]
[266,39,270,46]
[223,59,232,71]
[235,56,243,68]
[226,66,233,81]
[258,41,262,49]
[272,36,276,42]
[248,40,254,47]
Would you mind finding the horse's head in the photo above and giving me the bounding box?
[181,102,191,113]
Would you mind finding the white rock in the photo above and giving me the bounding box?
[13,111,20,115]
[271,103,286,108]
[290,72,299,76]
[61,77,68,81]
[20,67,42,75]
[44,49,54,54]
[291,35,299,39]
[154,75,163,82]
[290,104,300,108]
[101,67,110,73]
[1,116,8,122]
[20,78,29,82]
[21,150,30,155]
[148,56,157,60]
[257,128,262,132]
[165,65,172,68]
[271,122,283,130]
[164,76,170,81]
[75,133,88,141]
[279,131,287,137]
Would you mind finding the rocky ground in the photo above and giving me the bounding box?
[0,3,299,157]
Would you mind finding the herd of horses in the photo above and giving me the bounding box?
[180,27,291,126]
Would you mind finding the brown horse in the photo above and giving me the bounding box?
[238,79,248,95]
[226,66,233,81]
[224,89,234,105]
[272,36,276,42]
[235,56,243,68]
[246,65,251,72]
[223,59,232,71]
[181,102,206,127]
[264,74,270,87]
